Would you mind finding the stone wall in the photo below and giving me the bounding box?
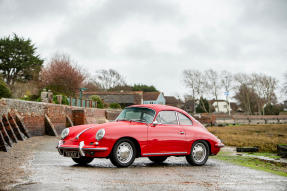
[199,113,287,126]
[0,98,121,136]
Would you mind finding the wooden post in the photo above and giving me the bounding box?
[0,121,12,147]
[66,115,74,128]
[2,114,18,143]
[8,112,25,141]
[44,114,58,137]
[0,131,9,152]
[15,113,30,138]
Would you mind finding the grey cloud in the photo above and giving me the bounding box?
[240,0,287,29]
[1,0,286,98]
[0,0,73,23]
[53,0,182,59]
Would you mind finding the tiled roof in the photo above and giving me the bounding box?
[82,91,143,104]
[165,96,178,104]
[83,91,143,95]
[143,92,160,101]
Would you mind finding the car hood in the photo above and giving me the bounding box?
[65,121,141,141]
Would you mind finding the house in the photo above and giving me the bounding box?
[165,96,181,107]
[143,92,165,105]
[210,99,231,113]
[82,91,143,107]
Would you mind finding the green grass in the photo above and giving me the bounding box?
[212,151,287,177]
[246,152,281,159]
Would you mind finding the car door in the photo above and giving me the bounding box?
[146,110,187,155]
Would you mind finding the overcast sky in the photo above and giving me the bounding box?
[1,0,286,100]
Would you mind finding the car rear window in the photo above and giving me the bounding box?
[178,112,193,125]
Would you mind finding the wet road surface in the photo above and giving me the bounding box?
[8,137,287,190]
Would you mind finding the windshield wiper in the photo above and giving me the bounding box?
[117,119,149,125]
[116,119,130,122]
[130,119,149,125]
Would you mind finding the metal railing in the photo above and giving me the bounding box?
[68,98,97,108]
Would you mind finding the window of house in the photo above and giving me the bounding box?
[178,112,193,125]
[156,111,178,125]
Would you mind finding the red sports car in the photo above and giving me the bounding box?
[57,104,224,167]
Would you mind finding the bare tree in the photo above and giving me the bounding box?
[221,70,233,98]
[40,54,86,96]
[95,69,126,90]
[283,72,287,95]
[250,73,278,115]
[205,69,221,112]
[234,73,277,115]
[183,70,208,113]
[221,70,233,114]
[234,73,253,114]
[183,69,197,113]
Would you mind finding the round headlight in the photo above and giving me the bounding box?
[96,129,105,141]
[61,128,69,139]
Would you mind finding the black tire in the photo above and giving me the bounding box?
[148,156,168,163]
[72,156,94,165]
[110,138,136,167]
[186,141,209,166]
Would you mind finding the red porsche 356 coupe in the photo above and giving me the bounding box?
[57,104,224,167]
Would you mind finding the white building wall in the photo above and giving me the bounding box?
[212,101,231,113]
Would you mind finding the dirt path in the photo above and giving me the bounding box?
[1,136,287,191]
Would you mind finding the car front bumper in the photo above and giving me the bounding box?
[57,140,109,157]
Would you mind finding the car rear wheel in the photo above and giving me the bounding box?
[148,156,168,163]
[72,156,94,165]
[186,141,209,166]
[110,139,136,167]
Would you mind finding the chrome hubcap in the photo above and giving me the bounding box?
[192,143,206,163]
[116,142,133,163]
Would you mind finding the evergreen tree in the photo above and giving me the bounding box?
[0,34,43,86]
[0,77,11,98]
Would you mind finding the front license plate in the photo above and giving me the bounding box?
[63,151,80,158]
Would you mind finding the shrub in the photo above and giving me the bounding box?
[53,95,69,105]
[90,95,104,108]
[21,94,39,101]
[264,103,283,115]
[0,79,11,98]
[110,103,121,109]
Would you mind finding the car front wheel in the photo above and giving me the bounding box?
[148,156,168,163]
[186,141,209,166]
[110,139,136,167]
[72,156,94,165]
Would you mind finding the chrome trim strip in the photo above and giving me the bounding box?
[142,152,187,156]
[83,148,108,151]
[58,147,108,151]
[58,146,78,149]
[76,127,94,139]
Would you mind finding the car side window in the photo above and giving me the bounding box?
[156,111,178,125]
[178,112,193,125]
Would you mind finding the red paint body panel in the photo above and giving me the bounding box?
[58,104,223,158]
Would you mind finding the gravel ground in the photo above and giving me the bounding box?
[1,136,287,191]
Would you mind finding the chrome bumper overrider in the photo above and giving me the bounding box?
[57,140,108,157]
[215,143,225,148]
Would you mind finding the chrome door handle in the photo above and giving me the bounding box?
[179,131,185,134]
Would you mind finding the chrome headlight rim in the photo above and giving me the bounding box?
[96,129,105,141]
[61,128,70,139]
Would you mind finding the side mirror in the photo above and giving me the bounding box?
[152,121,161,126]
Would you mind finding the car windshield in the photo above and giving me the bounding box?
[116,107,156,124]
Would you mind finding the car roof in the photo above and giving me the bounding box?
[127,104,187,114]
